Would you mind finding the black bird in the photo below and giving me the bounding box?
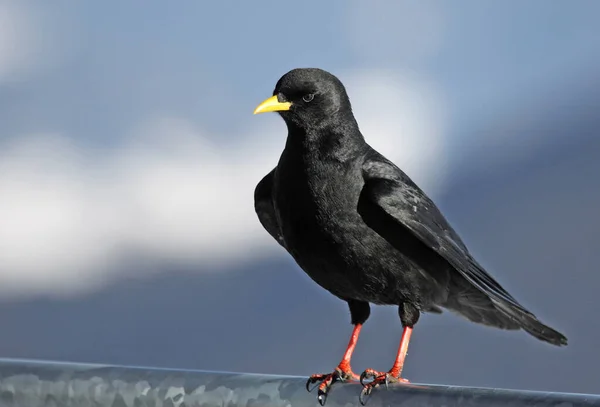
[253,68,567,405]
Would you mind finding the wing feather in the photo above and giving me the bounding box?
[358,150,567,346]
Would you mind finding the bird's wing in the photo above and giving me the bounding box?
[357,150,530,315]
[357,150,567,346]
[254,168,286,248]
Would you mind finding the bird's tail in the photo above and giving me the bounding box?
[493,300,568,346]
[443,273,568,346]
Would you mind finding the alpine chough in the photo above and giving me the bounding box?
[253,68,567,405]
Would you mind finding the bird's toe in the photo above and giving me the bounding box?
[306,367,358,405]
[358,369,409,405]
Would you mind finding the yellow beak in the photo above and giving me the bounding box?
[253,95,292,114]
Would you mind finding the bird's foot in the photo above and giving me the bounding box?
[358,369,409,405]
[306,366,359,406]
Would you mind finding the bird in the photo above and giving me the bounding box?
[252,68,567,405]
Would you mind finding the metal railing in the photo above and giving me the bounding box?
[0,358,597,407]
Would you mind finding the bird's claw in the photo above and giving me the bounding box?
[358,369,409,405]
[359,384,374,405]
[306,374,328,393]
[317,388,328,406]
[306,368,357,405]
[359,368,384,386]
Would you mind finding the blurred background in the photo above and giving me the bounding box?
[0,0,599,396]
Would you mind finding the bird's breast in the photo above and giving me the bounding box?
[273,153,365,258]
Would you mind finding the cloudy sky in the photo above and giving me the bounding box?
[1,0,598,297]
[0,0,599,398]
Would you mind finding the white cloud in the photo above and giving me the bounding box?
[344,69,447,193]
[0,70,445,298]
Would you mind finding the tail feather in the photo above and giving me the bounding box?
[444,276,568,346]
[493,300,568,346]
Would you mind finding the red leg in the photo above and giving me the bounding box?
[306,323,363,405]
[337,322,362,376]
[359,327,413,405]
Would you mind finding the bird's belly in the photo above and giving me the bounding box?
[275,186,422,304]
[294,225,424,304]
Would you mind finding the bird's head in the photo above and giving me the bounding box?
[254,68,354,131]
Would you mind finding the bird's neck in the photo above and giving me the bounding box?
[284,119,367,163]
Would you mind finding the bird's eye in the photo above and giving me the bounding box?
[302,93,315,103]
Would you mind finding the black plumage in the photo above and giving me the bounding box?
[253,68,567,404]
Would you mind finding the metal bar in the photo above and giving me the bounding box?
[0,358,597,407]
